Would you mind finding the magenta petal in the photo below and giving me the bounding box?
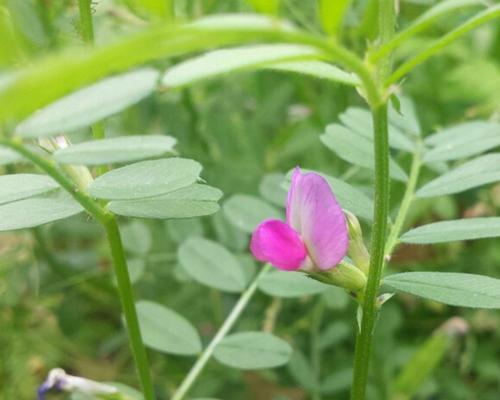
[286,169,348,270]
[250,219,307,271]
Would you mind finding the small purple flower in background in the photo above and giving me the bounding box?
[38,368,118,400]
[251,167,349,272]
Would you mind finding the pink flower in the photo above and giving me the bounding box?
[250,167,349,271]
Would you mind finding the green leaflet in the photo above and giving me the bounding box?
[417,153,500,197]
[384,272,500,308]
[15,69,160,137]
[0,174,59,205]
[109,184,222,219]
[401,217,500,244]
[88,158,201,200]
[214,331,292,369]
[54,135,177,166]
[136,300,202,356]
[178,238,247,293]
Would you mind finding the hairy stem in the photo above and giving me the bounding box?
[172,264,272,400]
[78,0,95,43]
[351,2,394,399]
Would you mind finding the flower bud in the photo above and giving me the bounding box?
[39,136,94,191]
[344,210,370,275]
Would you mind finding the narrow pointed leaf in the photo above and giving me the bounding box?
[266,60,359,85]
[384,272,500,308]
[178,238,247,292]
[424,121,500,162]
[214,332,292,369]
[0,174,59,205]
[109,184,222,219]
[136,300,202,356]
[401,217,500,244]
[417,153,500,197]
[162,44,320,88]
[15,69,160,137]
[88,158,201,200]
[53,135,177,165]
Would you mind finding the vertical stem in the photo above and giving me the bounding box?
[104,217,156,400]
[384,143,422,257]
[78,0,95,44]
[351,104,390,400]
[171,264,271,400]
[351,2,395,399]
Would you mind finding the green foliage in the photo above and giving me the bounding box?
[108,184,222,219]
[384,272,500,308]
[1,1,500,399]
[258,270,329,297]
[53,136,177,166]
[178,238,247,292]
[0,191,83,231]
[223,194,282,233]
[88,158,202,200]
[136,300,202,356]
[0,173,59,204]
[15,69,160,138]
[401,217,500,244]
[213,332,292,369]
[417,153,500,197]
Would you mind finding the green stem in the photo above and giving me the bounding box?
[384,143,422,258]
[0,137,156,400]
[351,104,390,400]
[78,0,108,179]
[370,0,485,62]
[78,0,95,43]
[351,3,394,398]
[103,217,156,400]
[171,264,272,400]
[386,5,500,86]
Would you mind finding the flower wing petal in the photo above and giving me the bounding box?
[250,219,307,271]
[287,170,348,270]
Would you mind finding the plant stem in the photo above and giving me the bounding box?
[0,138,107,221]
[1,137,156,399]
[171,264,272,400]
[351,103,390,400]
[351,2,394,399]
[78,0,95,43]
[370,1,485,62]
[386,5,500,86]
[78,0,108,179]
[385,142,422,258]
[103,217,156,400]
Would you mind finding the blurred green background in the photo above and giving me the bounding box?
[1,0,499,399]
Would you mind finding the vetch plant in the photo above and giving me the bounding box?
[0,1,500,400]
